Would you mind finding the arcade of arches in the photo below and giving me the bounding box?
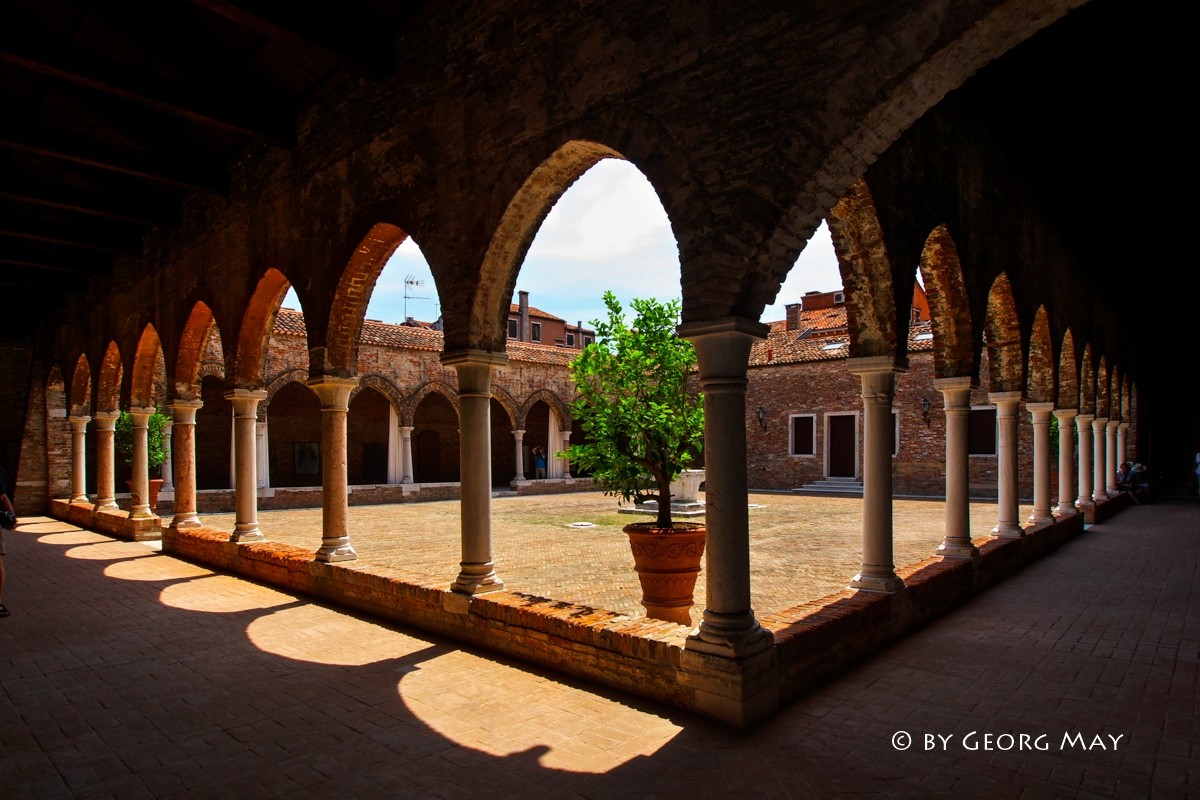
[5,0,1196,727]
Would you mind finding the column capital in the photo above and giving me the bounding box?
[93,410,120,422]
[1105,419,1120,430]
[224,388,266,416]
[399,425,415,434]
[307,375,359,409]
[1118,421,1130,431]
[1026,401,1055,420]
[678,317,767,384]
[1092,416,1109,429]
[1076,413,1095,423]
[987,390,1023,405]
[932,375,976,392]
[1053,407,1078,420]
[440,348,509,369]
[847,355,907,377]
[168,398,204,412]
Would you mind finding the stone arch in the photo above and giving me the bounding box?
[198,362,226,382]
[465,140,623,351]
[1120,374,1132,422]
[1026,306,1054,403]
[261,368,311,415]
[827,179,901,360]
[68,354,92,417]
[489,385,520,429]
[321,223,409,378]
[982,274,1023,393]
[232,268,292,388]
[352,374,404,413]
[1108,365,1122,421]
[1056,330,1078,410]
[1095,357,1110,419]
[918,224,974,378]
[402,381,460,426]
[175,302,221,401]
[130,325,166,408]
[1078,344,1096,415]
[96,342,123,413]
[517,389,572,431]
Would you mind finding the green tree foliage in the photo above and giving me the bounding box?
[562,291,703,527]
[115,407,171,475]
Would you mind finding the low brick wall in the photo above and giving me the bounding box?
[49,499,163,541]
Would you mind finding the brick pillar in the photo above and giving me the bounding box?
[308,377,359,563]
[1027,402,1055,524]
[1053,408,1077,515]
[169,400,203,529]
[226,389,267,542]
[92,412,119,511]
[442,350,507,595]
[934,377,976,558]
[849,357,906,590]
[990,392,1023,537]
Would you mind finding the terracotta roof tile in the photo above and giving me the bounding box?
[750,320,934,367]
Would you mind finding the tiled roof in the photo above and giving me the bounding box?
[274,308,578,366]
[750,320,935,367]
[509,303,564,323]
[801,305,848,332]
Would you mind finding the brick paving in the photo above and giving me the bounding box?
[2,497,1197,798]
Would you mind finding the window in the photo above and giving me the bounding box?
[566,332,575,347]
[789,414,815,456]
[531,322,542,342]
[968,408,997,455]
[507,319,518,339]
[583,335,594,346]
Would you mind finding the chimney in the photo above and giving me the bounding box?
[518,290,530,342]
[577,320,583,348]
[785,303,802,331]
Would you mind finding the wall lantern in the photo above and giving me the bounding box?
[920,396,932,427]
[756,406,767,431]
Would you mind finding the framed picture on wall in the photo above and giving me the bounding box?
[294,441,320,475]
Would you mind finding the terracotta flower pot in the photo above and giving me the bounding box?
[623,521,706,625]
[128,478,165,513]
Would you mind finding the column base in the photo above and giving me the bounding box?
[316,540,358,562]
[1026,511,1054,524]
[95,499,120,512]
[170,513,202,529]
[679,643,779,727]
[71,494,90,504]
[850,570,905,593]
[686,609,774,659]
[130,504,154,520]
[936,540,979,559]
[1054,503,1077,516]
[991,524,1024,539]
[231,524,265,543]
[452,564,505,595]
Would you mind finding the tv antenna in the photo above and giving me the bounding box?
[403,275,430,321]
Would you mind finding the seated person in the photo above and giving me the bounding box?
[1116,462,1133,491]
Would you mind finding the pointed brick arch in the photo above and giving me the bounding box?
[175,302,220,401]
[96,342,123,413]
[490,385,520,428]
[827,179,901,360]
[322,223,409,379]
[1056,330,1079,410]
[403,381,460,426]
[518,388,572,431]
[352,374,404,413]
[233,268,292,388]
[983,274,1023,392]
[461,140,622,351]
[1079,344,1096,415]
[1095,357,1110,419]
[1026,306,1054,403]
[918,224,974,378]
[130,325,165,408]
[68,354,92,417]
[261,368,311,414]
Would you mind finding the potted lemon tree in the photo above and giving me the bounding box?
[562,291,705,625]
[115,406,171,512]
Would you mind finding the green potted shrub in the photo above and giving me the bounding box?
[562,291,705,624]
[115,406,171,512]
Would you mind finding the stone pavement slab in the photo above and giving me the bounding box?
[2,498,1196,798]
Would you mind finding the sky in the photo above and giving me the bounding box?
[287,158,843,329]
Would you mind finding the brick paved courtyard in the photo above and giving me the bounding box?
[200,491,1031,624]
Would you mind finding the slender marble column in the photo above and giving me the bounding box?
[1117,422,1129,467]
[128,407,154,519]
[1027,402,1055,523]
[679,318,772,657]
[849,357,906,589]
[1075,414,1095,511]
[1092,416,1109,503]
[308,377,359,562]
[560,429,572,477]
[68,415,91,503]
[990,392,1023,537]
[226,389,267,542]
[93,412,119,510]
[442,350,507,594]
[512,429,526,481]
[160,420,175,493]
[387,405,401,483]
[934,377,977,558]
[168,400,203,528]
[256,419,270,489]
[400,426,414,483]
[1105,419,1120,496]
[1053,408,1077,515]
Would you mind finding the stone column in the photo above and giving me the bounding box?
[1075,413,1094,511]
[679,318,772,657]
[990,391,1023,537]
[308,377,359,562]
[561,429,572,477]
[1105,419,1119,496]
[226,389,267,542]
[441,350,508,594]
[127,407,155,519]
[934,377,976,558]
[92,412,120,511]
[1091,416,1108,503]
[1117,422,1130,467]
[168,400,203,528]
[1027,402,1055,524]
[387,405,401,483]
[256,418,270,489]
[512,429,525,481]
[400,426,414,483]
[68,415,91,503]
[1053,408,1077,515]
[849,357,906,589]
[160,419,175,493]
